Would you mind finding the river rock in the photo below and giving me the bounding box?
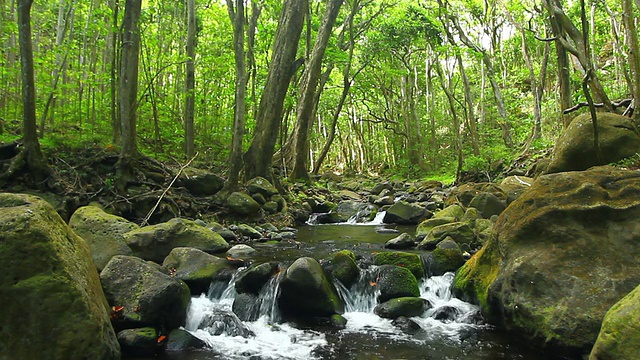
[125,218,229,263]
[452,183,506,207]
[227,192,262,216]
[333,200,376,223]
[165,328,208,352]
[232,292,261,321]
[383,201,431,224]
[384,233,416,250]
[468,192,506,219]
[323,250,360,288]
[235,262,280,294]
[237,224,263,239]
[246,176,279,197]
[435,204,465,220]
[179,168,224,196]
[417,222,475,250]
[100,255,191,331]
[499,175,533,204]
[117,327,157,357]
[453,166,640,358]
[427,237,465,276]
[415,217,456,239]
[546,112,640,174]
[227,244,256,258]
[278,257,345,319]
[590,283,640,360]
[376,265,420,303]
[0,193,120,360]
[371,182,394,195]
[162,247,231,295]
[374,251,424,279]
[374,297,426,319]
[69,205,136,271]
[201,310,254,337]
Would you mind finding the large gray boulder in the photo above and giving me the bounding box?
[179,168,224,196]
[0,193,120,360]
[547,112,640,173]
[590,283,640,360]
[69,205,136,271]
[100,255,191,330]
[246,176,279,197]
[278,257,344,319]
[162,247,232,295]
[383,201,430,224]
[226,192,262,216]
[453,166,640,358]
[124,218,229,263]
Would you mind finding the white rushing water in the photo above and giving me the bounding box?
[307,211,387,225]
[183,269,482,359]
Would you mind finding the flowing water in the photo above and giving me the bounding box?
[148,216,547,360]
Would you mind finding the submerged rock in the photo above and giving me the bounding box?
[0,193,120,360]
[124,218,229,263]
[201,310,255,337]
[454,166,640,358]
[69,205,136,271]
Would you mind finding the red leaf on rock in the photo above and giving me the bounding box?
[157,335,167,344]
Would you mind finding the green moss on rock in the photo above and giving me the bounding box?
[374,251,424,279]
[376,265,420,303]
[324,250,360,287]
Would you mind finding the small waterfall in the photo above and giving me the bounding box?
[257,269,284,322]
[334,267,379,313]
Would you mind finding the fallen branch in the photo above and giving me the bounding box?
[564,98,633,115]
[141,152,198,226]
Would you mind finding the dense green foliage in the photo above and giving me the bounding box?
[1,0,638,180]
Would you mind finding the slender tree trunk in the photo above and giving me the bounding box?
[243,0,308,181]
[184,0,196,156]
[456,53,479,156]
[109,0,120,143]
[434,53,462,181]
[116,0,142,189]
[623,0,640,121]
[288,0,343,181]
[226,0,247,190]
[247,1,261,121]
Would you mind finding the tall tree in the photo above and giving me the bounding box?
[287,0,344,181]
[184,0,196,156]
[242,0,308,181]
[622,0,640,120]
[225,0,246,190]
[2,0,52,188]
[116,0,142,189]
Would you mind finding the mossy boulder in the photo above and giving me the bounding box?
[124,218,229,263]
[278,257,344,319]
[324,250,360,288]
[162,247,232,295]
[417,222,475,250]
[179,168,224,196]
[384,233,416,250]
[451,182,506,207]
[453,166,640,358]
[235,262,280,294]
[117,327,157,357]
[590,283,640,360]
[0,193,120,360]
[374,297,426,319]
[468,192,506,219]
[376,265,420,303]
[246,176,279,197]
[374,251,424,279]
[428,237,465,276]
[435,204,465,220]
[100,255,191,331]
[69,205,136,271]
[226,192,262,216]
[237,224,263,239]
[547,112,640,174]
[383,201,430,225]
[415,217,456,239]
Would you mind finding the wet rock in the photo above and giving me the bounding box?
[374,297,426,319]
[165,328,208,352]
[100,255,191,331]
[227,244,256,258]
[324,250,360,288]
[246,176,279,198]
[371,182,393,195]
[69,205,136,271]
[235,262,280,294]
[376,265,420,303]
[232,292,261,321]
[201,310,255,337]
[333,200,375,222]
[392,316,423,334]
[415,217,456,239]
[117,327,157,357]
[547,112,640,174]
[374,195,395,206]
[227,192,262,216]
[237,224,263,239]
[0,193,120,360]
[427,237,465,276]
[263,201,279,213]
[374,251,424,279]
[431,305,461,322]
[383,201,431,225]
[435,204,465,220]
[417,222,475,250]
[125,218,230,263]
[163,247,232,295]
[454,166,640,358]
[278,257,345,319]
[384,233,416,250]
[590,283,640,360]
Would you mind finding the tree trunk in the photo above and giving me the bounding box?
[434,53,463,181]
[109,0,120,144]
[242,0,307,181]
[623,0,640,121]
[225,0,247,190]
[288,0,343,181]
[184,0,196,157]
[116,0,142,189]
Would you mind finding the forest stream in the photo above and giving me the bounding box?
[139,216,544,360]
